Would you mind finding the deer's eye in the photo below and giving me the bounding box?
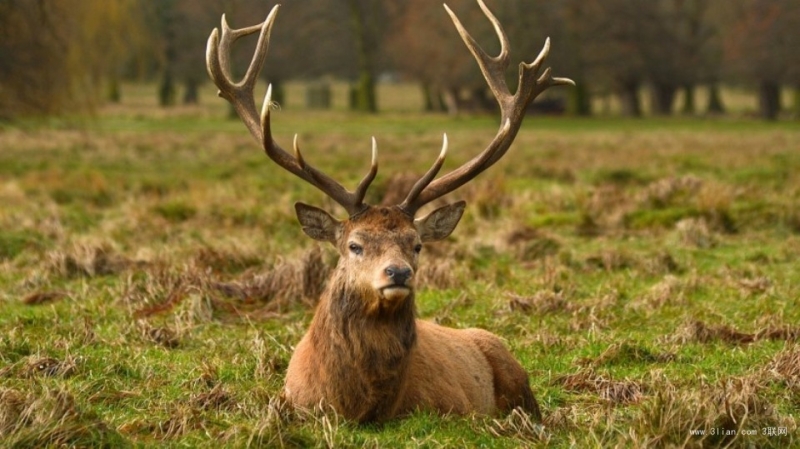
[348,243,363,255]
[414,244,423,254]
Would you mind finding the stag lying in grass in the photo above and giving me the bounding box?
[206,0,573,423]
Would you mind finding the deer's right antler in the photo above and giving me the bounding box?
[206,5,376,216]
[397,0,574,216]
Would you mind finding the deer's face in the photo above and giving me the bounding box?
[295,202,465,313]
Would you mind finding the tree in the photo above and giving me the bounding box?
[643,0,717,115]
[722,0,800,120]
[0,0,147,119]
[346,0,378,112]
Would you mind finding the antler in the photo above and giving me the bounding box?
[398,0,574,215]
[206,5,377,216]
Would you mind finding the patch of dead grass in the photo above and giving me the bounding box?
[192,245,264,274]
[667,320,800,346]
[20,290,69,305]
[641,251,681,276]
[213,245,334,311]
[251,332,288,381]
[580,184,634,231]
[414,241,463,290]
[503,224,561,262]
[734,276,773,296]
[508,291,572,315]
[142,324,180,349]
[484,407,548,444]
[628,274,697,310]
[584,248,638,272]
[125,246,334,323]
[579,343,675,368]
[47,241,142,278]
[23,356,79,378]
[632,370,796,448]
[765,346,800,386]
[555,369,644,405]
[639,175,703,208]
[675,217,716,248]
[668,320,756,345]
[0,386,124,446]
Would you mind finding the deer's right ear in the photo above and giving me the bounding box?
[415,200,466,242]
[294,202,341,243]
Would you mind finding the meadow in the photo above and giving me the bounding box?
[1,83,799,447]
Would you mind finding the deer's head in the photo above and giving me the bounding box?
[295,201,464,310]
[206,1,573,311]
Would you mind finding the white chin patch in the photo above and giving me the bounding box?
[381,286,411,302]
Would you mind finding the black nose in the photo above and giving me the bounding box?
[385,265,412,285]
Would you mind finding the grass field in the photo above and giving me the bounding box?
[1,83,800,447]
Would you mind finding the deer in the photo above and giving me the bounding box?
[206,0,573,423]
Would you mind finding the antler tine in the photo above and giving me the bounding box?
[206,7,279,142]
[259,85,373,216]
[208,6,374,216]
[398,0,573,215]
[398,134,448,213]
[443,1,512,115]
[353,137,379,208]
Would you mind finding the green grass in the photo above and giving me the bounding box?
[1,84,799,447]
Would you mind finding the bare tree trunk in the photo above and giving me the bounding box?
[159,70,176,107]
[617,80,642,117]
[421,83,445,112]
[347,0,376,113]
[568,80,591,116]
[442,88,460,116]
[758,80,781,121]
[182,78,199,105]
[469,86,494,112]
[270,79,285,107]
[157,0,176,107]
[706,82,724,115]
[107,76,121,104]
[421,84,434,112]
[311,82,332,109]
[650,82,677,115]
[681,84,695,115]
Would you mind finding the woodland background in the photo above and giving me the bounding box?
[1,0,799,121]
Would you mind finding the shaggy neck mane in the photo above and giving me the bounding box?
[308,265,417,422]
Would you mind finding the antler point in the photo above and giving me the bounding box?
[261,84,273,122]
[371,137,378,165]
[555,77,576,87]
[293,134,306,168]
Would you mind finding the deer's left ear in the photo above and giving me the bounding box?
[295,202,341,243]
[414,201,466,242]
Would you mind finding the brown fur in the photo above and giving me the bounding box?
[284,206,540,422]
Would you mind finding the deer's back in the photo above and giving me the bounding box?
[400,320,496,415]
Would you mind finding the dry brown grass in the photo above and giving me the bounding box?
[555,369,644,405]
[508,291,573,315]
[668,320,800,346]
[47,241,141,279]
[0,385,125,446]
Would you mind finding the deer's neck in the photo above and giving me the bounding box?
[308,269,417,422]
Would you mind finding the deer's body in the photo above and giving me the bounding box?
[206,0,571,424]
[284,209,537,421]
[287,318,536,421]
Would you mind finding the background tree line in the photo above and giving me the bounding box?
[1,0,798,120]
